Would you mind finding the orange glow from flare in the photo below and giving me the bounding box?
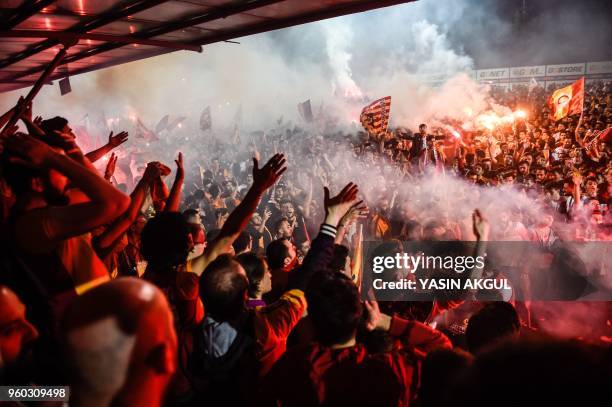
[473,109,527,131]
[514,110,527,119]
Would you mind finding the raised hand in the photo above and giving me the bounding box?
[104,153,118,181]
[4,132,57,168]
[324,182,360,226]
[339,201,369,228]
[472,209,490,241]
[364,300,391,331]
[175,152,184,178]
[252,153,286,192]
[108,131,128,149]
[263,208,272,222]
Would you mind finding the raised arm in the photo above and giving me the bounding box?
[85,131,128,163]
[5,133,130,240]
[291,183,361,291]
[335,200,368,245]
[364,300,452,359]
[104,153,117,182]
[164,152,184,212]
[468,209,490,282]
[259,207,272,234]
[190,154,286,275]
[574,113,584,145]
[94,162,160,252]
[572,172,583,213]
[302,177,313,219]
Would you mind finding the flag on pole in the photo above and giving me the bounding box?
[548,77,584,121]
[232,123,241,145]
[155,115,170,133]
[360,96,391,136]
[199,106,211,131]
[297,99,314,123]
[586,127,611,147]
[528,77,539,92]
[167,116,186,132]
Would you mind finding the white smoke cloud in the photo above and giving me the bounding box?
[320,19,363,99]
[0,0,480,132]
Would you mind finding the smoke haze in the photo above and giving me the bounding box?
[0,0,610,339]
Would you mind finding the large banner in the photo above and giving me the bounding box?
[418,62,610,86]
[510,65,546,78]
[586,61,612,75]
[476,68,509,81]
[546,63,586,77]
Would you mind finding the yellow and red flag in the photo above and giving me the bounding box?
[548,77,584,121]
[351,224,364,292]
[360,96,391,136]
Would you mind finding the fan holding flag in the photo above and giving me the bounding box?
[548,77,585,121]
[360,96,391,139]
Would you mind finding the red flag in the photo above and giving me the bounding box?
[548,77,584,121]
[360,96,391,136]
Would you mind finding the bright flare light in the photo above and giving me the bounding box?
[514,110,527,119]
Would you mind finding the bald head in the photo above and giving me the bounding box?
[60,278,176,406]
[199,254,249,321]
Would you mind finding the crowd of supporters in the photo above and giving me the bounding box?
[0,80,610,406]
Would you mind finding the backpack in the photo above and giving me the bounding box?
[188,311,259,404]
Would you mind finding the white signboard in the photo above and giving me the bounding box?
[476,68,509,80]
[510,65,546,78]
[586,61,612,75]
[546,63,585,76]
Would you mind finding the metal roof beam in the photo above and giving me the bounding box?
[0,0,169,70]
[0,29,202,51]
[1,0,56,30]
[9,0,284,81]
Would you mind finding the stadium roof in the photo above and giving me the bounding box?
[0,0,415,94]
